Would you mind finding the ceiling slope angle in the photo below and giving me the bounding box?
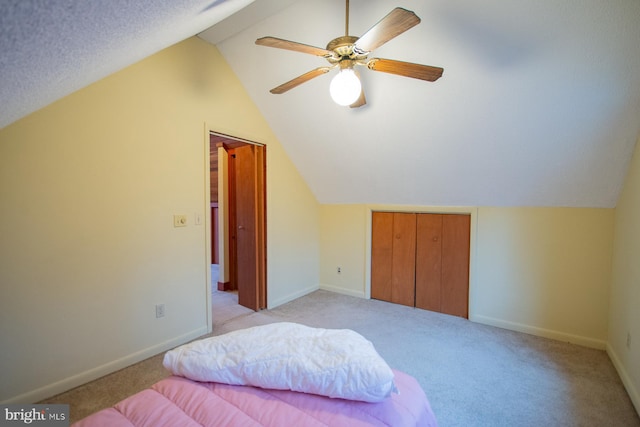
[0,0,255,130]
[211,0,640,208]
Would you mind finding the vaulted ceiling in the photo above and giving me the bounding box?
[2,0,640,208]
[0,0,255,129]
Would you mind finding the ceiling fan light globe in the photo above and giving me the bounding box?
[329,69,361,106]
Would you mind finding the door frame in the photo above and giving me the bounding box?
[204,127,267,329]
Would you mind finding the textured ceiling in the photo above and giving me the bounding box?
[0,0,254,129]
[209,0,640,207]
[2,0,640,208]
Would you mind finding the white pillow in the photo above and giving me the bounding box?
[163,322,396,402]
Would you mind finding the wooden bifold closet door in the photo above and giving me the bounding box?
[371,212,416,307]
[371,212,470,318]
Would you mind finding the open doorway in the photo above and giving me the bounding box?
[209,132,266,313]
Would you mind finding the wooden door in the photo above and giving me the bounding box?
[371,211,470,318]
[415,213,470,318]
[371,212,394,302]
[233,144,266,311]
[415,214,443,312]
[391,213,417,307]
[371,212,416,308]
[441,214,470,318]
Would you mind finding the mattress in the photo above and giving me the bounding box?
[72,369,438,426]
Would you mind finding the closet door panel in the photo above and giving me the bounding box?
[371,212,394,302]
[391,213,417,307]
[442,214,471,318]
[415,214,443,312]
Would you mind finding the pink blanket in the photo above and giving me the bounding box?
[73,369,437,426]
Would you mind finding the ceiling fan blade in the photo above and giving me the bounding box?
[367,58,443,82]
[350,88,367,108]
[256,37,334,58]
[270,67,333,94]
[354,8,420,54]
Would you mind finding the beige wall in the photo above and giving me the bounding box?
[473,207,613,347]
[319,205,369,297]
[609,138,640,412]
[320,205,614,349]
[0,37,319,403]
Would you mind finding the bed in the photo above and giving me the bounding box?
[72,323,438,426]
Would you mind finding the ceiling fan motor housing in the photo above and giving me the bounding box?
[326,36,368,63]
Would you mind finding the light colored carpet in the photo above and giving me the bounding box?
[42,288,639,426]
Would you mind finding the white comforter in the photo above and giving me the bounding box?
[163,322,397,402]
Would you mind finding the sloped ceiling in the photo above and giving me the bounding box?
[207,0,640,207]
[2,1,640,208]
[0,0,255,129]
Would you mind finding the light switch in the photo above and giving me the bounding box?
[173,214,187,227]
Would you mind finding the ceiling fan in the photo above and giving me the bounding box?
[255,0,444,108]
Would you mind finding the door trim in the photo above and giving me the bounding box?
[209,131,265,147]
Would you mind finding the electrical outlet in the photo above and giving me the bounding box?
[173,214,187,227]
[156,304,165,318]
[337,267,341,274]
[627,332,631,350]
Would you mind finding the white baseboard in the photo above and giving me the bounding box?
[2,325,209,405]
[319,284,365,299]
[268,285,319,309]
[471,314,607,350]
[607,343,640,416]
